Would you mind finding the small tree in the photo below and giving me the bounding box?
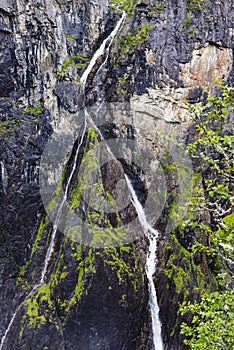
[179,82,234,349]
[180,290,234,350]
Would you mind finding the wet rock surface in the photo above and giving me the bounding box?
[0,0,233,349]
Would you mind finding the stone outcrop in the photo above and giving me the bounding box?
[0,0,233,349]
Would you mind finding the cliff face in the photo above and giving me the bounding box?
[0,0,233,349]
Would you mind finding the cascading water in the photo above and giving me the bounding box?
[125,176,163,350]
[40,118,87,284]
[40,9,127,284]
[0,161,7,195]
[80,11,126,91]
[0,122,87,350]
[1,10,163,350]
[0,13,127,350]
[80,11,163,350]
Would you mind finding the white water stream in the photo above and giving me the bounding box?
[80,11,163,348]
[80,11,126,91]
[0,13,127,349]
[1,10,163,350]
[0,121,87,350]
[40,119,87,283]
[125,176,163,350]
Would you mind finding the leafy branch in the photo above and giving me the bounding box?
[179,82,234,349]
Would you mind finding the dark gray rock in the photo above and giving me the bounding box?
[0,0,16,14]
[0,0,233,349]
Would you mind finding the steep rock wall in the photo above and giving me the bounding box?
[0,0,233,349]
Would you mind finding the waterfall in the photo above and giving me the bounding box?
[0,12,126,348]
[80,11,126,91]
[146,238,164,350]
[0,122,87,350]
[40,118,87,283]
[125,176,163,350]
[80,10,163,348]
[0,284,40,350]
[0,161,8,194]
[0,10,163,349]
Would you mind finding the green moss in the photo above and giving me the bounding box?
[67,125,128,247]
[75,54,89,61]
[22,241,95,330]
[106,191,115,204]
[24,284,54,329]
[58,54,89,76]
[16,275,31,291]
[23,103,43,115]
[0,120,20,136]
[66,34,78,41]
[71,242,83,260]
[65,247,96,313]
[187,29,195,35]
[45,235,96,314]
[109,0,137,16]
[120,23,154,56]
[45,175,65,214]
[58,57,73,76]
[31,216,50,258]
[116,75,128,95]
[161,163,177,173]
[70,149,99,210]
[183,11,192,27]
[103,246,144,293]
[66,263,85,309]
[121,89,127,95]
[17,216,52,292]
[187,0,203,11]
[49,252,65,290]
[87,126,98,140]
[69,127,100,210]
[163,234,207,295]
[19,325,26,340]
[60,271,68,279]
[117,77,126,84]
[165,265,188,294]
[148,4,165,15]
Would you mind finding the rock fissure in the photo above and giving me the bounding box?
[0,0,233,349]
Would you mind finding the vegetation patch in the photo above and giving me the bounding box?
[178,82,234,349]
[183,11,192,27]
[109,0,137,16]
[180,291,234,349]
[148,4,165,16]
[187,0,204,11]
[22,284,56,335]
[58,54,88,77]
[120,23,154,56]
[163,234,207,296]
[23,103,44,115]
[0,120,20,136]
[66,34,78,41]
